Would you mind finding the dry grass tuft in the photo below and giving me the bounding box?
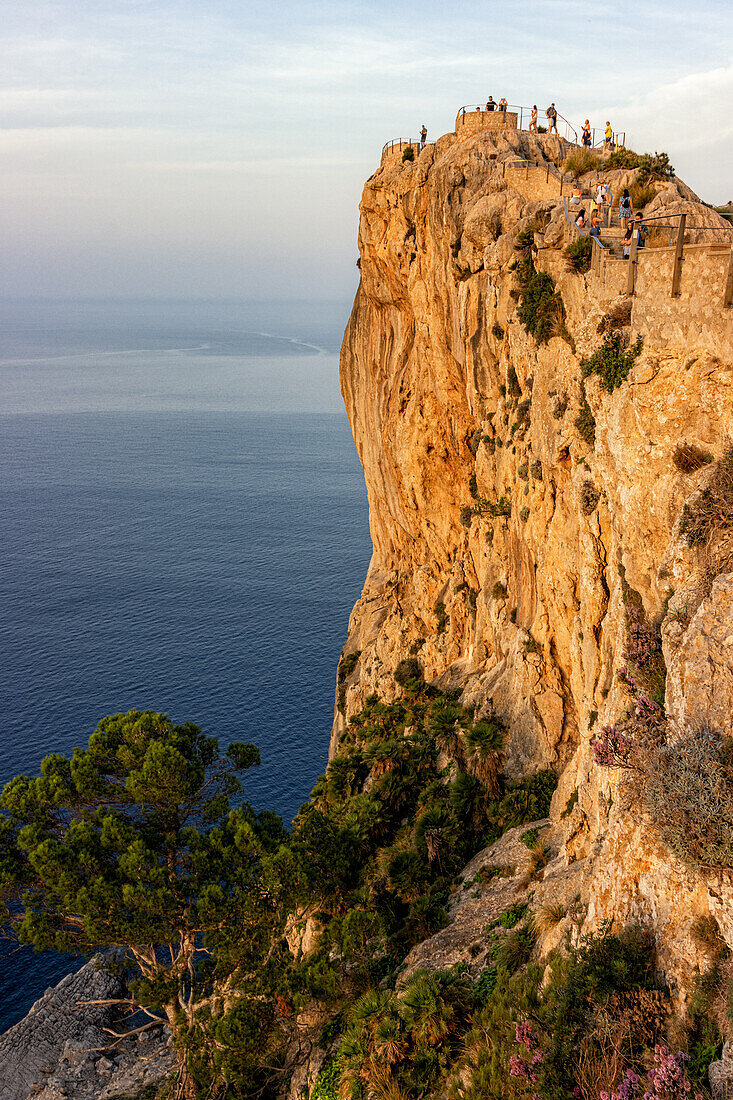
[673,443,714,474]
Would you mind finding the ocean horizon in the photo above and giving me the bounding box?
[0,298,370,1030]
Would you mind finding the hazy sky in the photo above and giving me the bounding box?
[3,0,732,300]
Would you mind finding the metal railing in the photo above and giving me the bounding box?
[381,137,421,156]
[458,104,578,144]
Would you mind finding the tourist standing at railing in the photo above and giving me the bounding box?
[603,121,613,150]
[420,125,427,150]
[546,103,558,134]
[486,97,496,111]
[499,97,508,113]
[634,212,649,248]
[619,189,633,229]
[582,120,591,147]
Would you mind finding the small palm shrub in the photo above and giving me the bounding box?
[581,332,644,393]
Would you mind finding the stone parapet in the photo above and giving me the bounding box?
[631,242,733,355]
[455,109,518,135]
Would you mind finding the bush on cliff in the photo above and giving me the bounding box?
[581,331,643,393]
[515,234,568,345]
[565,235,593,273]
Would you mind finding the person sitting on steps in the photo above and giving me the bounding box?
[634,211,649,248]
[590,213,601,238]
[575,207,587,229]
[570,182,582,206]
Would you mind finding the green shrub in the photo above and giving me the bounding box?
[514,232,567,345]
[564,149,600,175]
[311,1054,342,1100]
[491,322,505,340]
[530,461,542,480]
[492,582,507,600]
[402,145,415,163]
[606,148,675,181]
[565,235,593,273]
[520,827,540,848]
[338,651,361,684]
[560,789,578,819]
[575,392,596,447]
[507,366,521,398]
[494,925,536,972]
[581,331,643,393]
[490,902,528,930]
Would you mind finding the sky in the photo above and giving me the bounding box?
[2,0,732,301]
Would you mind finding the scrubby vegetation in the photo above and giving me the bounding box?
[564,149,600,175]
[606,149,675,182]
[565,234,593,273]
[679,446,733,579]
[514,228,568,345]
[581,331,644,393]
[575,391,596,447]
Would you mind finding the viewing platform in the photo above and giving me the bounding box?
[456,106,518,134]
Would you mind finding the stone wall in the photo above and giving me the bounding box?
[631,242,733,355]
[455,108,518,135]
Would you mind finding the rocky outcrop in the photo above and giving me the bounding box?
[336,122,733,1022]
[0,956,174,1100]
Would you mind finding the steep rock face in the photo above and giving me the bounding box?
[336,125,733,1001]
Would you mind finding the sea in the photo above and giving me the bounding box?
[0,297,371,1031]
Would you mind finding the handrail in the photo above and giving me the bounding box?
[458,103,578,143]
[381,137,419,155]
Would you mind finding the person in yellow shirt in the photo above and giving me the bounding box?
[604,121,613,150]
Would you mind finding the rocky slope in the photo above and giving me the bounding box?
[0,955,173,1100]
[335,123,733,1019]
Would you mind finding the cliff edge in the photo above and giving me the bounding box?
[335,123,733,1013]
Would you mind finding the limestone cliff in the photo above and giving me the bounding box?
[335,124,733,1009]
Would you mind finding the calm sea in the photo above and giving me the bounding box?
[0,298,370,1030]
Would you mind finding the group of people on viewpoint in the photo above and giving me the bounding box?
[571,181,649,255]
[485,99,559,134]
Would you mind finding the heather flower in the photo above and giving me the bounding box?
[515,1021,537,1050]
[592,724,635,767]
